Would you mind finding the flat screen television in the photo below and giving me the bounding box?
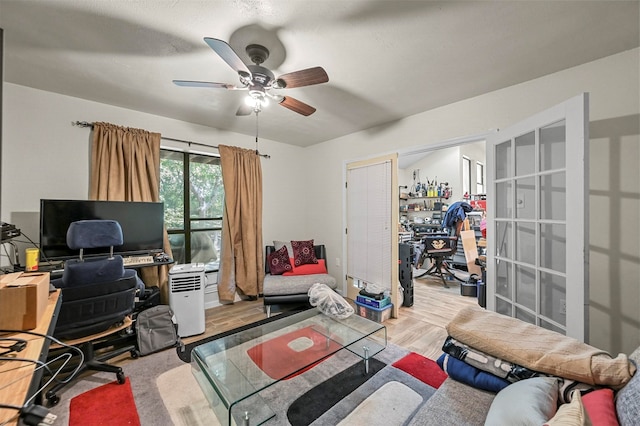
[39,199,165,261]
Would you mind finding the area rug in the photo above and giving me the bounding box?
[69,377,140,426]
[156,344,444,426]
[246,325,343,379]
[50,313,447,425]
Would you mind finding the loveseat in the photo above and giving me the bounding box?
[263,242,337,317]
[409,306,639,425]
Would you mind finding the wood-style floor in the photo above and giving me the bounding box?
[184,273,478,361]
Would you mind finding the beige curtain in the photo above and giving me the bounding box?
[218,145,264,302]
[89,122,172,302]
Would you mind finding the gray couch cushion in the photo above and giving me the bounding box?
[263,273,337,296]
[407,377,495,426]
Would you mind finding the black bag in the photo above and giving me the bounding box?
[135,305,183,356]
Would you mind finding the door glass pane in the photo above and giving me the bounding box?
[495,140,512,179]
[496,298,512,316]
[495,221,512,260]
[495,181,512,218]
[515,307,536,326]
[540,272,566,326]
[540,223,566,273]
[516,223,536,266]
[540,120,566,171]
[540,318,565,334]
[515,131,535,176]
[515,265,536,311]
[540,172,566,220]
[495,260,512,299]
[515,177,536,219]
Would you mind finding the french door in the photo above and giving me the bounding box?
[486,93,589,341]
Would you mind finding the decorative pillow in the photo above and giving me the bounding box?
[283,259,327,276]
[616,360,639,426]
[291,239,318,266]
[267,245,292,275]
[273,240,294,258]
[484,377,559,426]
[581,388,618,426]
[545,390,592,426]
[436,353,511,393]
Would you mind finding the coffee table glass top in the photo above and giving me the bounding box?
[191,308,387,425]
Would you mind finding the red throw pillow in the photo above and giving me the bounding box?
[268,245,293,275]
[582,388,619,426]
[283,259,328,276]
[291,239,318,266]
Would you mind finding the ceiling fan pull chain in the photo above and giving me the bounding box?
[255,110,260,154]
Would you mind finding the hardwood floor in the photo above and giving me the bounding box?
[184,273,478,361]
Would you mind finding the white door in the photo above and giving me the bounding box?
[345,154,399,318]
[486,93,589,341]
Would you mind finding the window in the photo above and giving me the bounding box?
[476,162,485,194]
[462,156,471,197]
[160,149,224,272]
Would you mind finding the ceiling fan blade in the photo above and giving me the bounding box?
[279,96,316,116]
[236,103,253,116]
[204,37,251,76]
[172,80,238,89]
[276,67,329,89]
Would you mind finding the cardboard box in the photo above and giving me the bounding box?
[0,272,50,330]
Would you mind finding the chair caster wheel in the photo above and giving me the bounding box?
[46,392,60,406]
[116,371,126,384]
[130,349,139,359]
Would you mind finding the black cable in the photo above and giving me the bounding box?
[0,337,27,356]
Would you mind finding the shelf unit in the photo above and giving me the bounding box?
[399,196,446,215]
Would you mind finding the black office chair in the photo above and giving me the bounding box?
[45,220,138,405]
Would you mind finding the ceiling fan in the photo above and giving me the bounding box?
[173,38,329,116]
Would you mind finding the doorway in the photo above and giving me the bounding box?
[397,134,489,307]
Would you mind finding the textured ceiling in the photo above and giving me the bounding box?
[1,0,638,147]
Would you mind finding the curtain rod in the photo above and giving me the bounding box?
[72,121,271,159]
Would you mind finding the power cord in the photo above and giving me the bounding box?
[19,404,57,425]
[0,403,56,426]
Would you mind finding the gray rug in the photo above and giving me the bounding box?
[49,339,437,425]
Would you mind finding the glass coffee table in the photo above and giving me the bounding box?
[191,308,387,425]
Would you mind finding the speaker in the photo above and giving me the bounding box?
[399,243,414,307]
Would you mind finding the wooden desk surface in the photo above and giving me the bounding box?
[0,290,60,425]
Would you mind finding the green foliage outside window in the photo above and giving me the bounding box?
[160,150,224,270]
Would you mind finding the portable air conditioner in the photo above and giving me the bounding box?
[168,263,206,337]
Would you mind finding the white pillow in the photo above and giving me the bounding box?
[485,377,559,426]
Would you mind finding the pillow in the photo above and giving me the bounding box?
[545,390,592,426]
[273,240,294,258]
[267,245,292,275]
[484,377,559,426]
[436,353,511,393]
[291,239,318,266]
[616,361,639,426]
[282,259,327,276]
[581,388,618,426]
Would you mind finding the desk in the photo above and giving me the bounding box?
[0,290,61,425]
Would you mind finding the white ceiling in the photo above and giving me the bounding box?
[1,1,638,148]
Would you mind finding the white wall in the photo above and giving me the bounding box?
[1,83,310,266]
[304,48,640,354]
